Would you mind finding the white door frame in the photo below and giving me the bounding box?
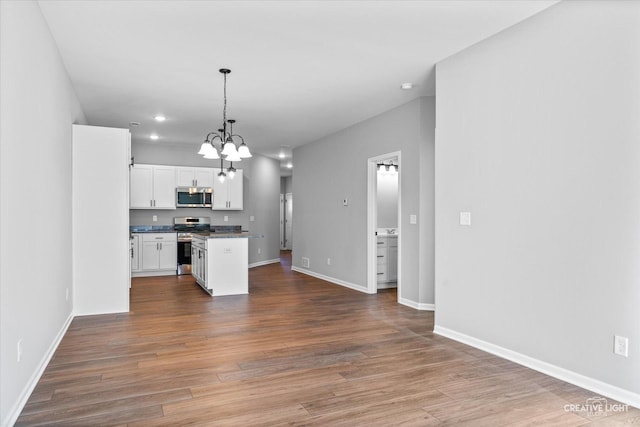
[367,151,401,298]
[279,194,285,249]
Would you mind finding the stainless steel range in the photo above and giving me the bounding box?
[174,217,210,275]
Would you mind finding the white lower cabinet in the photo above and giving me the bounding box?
[131,234,141,272]
[192,237,207,286]
[132,233,177,277]
[377,236,398,288]
[191,235,248,296]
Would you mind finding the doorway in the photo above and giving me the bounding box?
[280,193,293,250]
[367,151,401,298]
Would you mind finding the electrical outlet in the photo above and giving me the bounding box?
[249,215,255,222]
[224,216,229,222]
[152,215,158,222]
[327,258,331,265]
[302,257,310,268]
[614,335,629,357]
[17,339,22,363]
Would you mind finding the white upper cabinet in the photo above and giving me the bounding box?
[130,164,176,209]
[212,168,243,210]
[130,165,154,208]
[175,166,214,188]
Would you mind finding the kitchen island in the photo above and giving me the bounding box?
[191,232,258,296]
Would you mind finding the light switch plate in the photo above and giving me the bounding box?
[409,214,417,224]
[249,215,255,222]
[224,215,229,222]
[460,212,471,226]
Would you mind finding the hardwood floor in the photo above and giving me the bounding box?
[17,251,639,426]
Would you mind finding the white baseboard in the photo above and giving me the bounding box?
[131,270,176,278]
[433,325,640,410]
[249,258,280,268]
[3,312,74,427]
[398,298,435,311]
[291,266,370,294]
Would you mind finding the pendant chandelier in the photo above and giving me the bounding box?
[198,68,252,182]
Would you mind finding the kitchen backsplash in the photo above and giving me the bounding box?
[129,208,249,228]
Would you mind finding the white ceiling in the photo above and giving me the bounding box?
[38,0,557,174]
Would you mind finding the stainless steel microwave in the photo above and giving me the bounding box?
[176,187,212,208]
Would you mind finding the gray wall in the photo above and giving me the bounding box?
[436,0,639,398]
[280,176,292,195]
[130,142,281,264]
[0,2,87,424]
[292,97,435,306]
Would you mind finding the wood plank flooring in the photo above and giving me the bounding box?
[17,251,640,426]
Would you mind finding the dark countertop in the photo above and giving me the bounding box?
[130,226,175,233]
[192,231,262,239]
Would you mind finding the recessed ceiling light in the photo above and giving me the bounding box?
[400,83,414,90]
[286,163,293,169]
[150,134,159,140]
[279,153,285,159]
[154,115,166,122]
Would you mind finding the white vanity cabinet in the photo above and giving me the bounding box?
[175,166,215,188]
[130,164,176,209]
[377,235,398,288]
[212,168,243,210]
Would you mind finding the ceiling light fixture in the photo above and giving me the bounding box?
[400,83,414,90]
[154,115,166,122]
[150,134,159,140]
[198,69,252,182]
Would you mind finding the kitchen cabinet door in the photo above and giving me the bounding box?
[212,168,230,209]
[212,168,243,210]
[175,167,196,187]
[158,240,177,270]
[142,241,161,270]
[175,167,214,188]
[227,169,243,210]
[130,164,176,209]
[153,166,176,209]
[194,167,214,188]
[130,165,154,208]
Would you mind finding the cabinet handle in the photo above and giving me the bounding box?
[377,255,384,258]
[377,242,384,245]
[377,272,384,275]
[150,200,153,207]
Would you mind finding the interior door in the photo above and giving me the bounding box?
[284,193,293,250]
